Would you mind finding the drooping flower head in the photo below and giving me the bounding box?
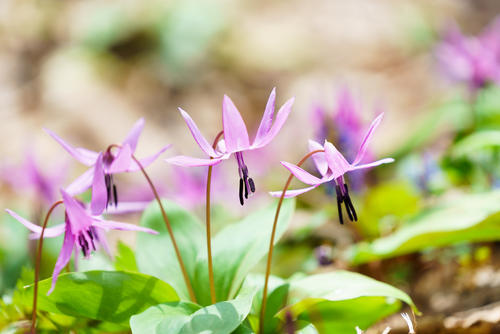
[435,18,500,93]
[5,189,158,294]
[44,119,170,215]
[166,88,294,205]
[271,113,394,224]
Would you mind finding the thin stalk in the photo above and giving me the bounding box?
[31,200,63,334]
[130,153,197,303]
[206,131,224,304]
[258,150,324,334]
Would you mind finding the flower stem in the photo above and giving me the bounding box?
[206,131,224,305]
[32,200,63,334]
[131,154,197,303]
[258,149,324,334]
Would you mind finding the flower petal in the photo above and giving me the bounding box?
[179,108,219,157]
[44,128,98,166]
[350,158,395,171]
[251,97,294,149]
[48,227,74,295]
[281,161,327,185]
[90,154,107,216]
[94,227,113,259]
[165,155,226,167]
[309,139,328,176]
[92,219,158,234]
[108,144,133,174]
[28,224,66,239]
[127,145,171,172]
[61,189,92,233]
[352,113,384,165]
[222,95,250,153]
[122,118,145,153]
[269,185,319,198]
[323,140,351,178]
[253,87,276,145]
[104,201,150,214]
[65,167,94,195]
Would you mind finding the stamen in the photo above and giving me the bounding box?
[244,177,249,199]
[239,178,244,206]
[105,174,111,208]
[335,185,344,225]
[87,230,96,251]
[344,184,358,222]
[248,178,255,193]
[112,184,118,207]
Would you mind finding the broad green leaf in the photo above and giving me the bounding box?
[136,200,204,301]
[242,274,288,334]
[357,182,420,239]
[451,130,500,157]
[130,288,255,334]
[115,242,139,272]
[347,190,500,265]
[24,271,179,323]
[194,199,295,305]
[280,271,417,333]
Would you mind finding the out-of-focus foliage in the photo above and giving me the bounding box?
[347,191,500,265]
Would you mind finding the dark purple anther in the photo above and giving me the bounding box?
[235,152,255,206]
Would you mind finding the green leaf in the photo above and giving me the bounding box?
[347,190,500,265]
[194,199,295,305]
[136,200,204,301]
[24,271,179,323]
[115,242,139,272]
[280,271,417,332]
[357,182,421,239]
[130,288,256,334]
[451,130,500,157]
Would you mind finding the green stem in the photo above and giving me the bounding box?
[130,153,198,303]
[258,150,324,334]
[31,200,63,334]
[206,131,224,304]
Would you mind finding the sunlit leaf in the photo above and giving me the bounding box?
[279,271,417,332]
[194,199,295,305]
[136,200,204,301]
[130,287,255,334]
[347,191,500,265]
[24,271,179,323]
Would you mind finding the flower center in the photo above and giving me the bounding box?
[77,226,98,258]
[104,173,118,208]
[103,147,119,208]
[235,152,255,206]
[334,179,357,224]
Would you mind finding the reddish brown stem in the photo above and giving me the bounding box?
[31,200,63,334]
[258,149,324,334]
[130,153,197,303]
[206,131,224,304]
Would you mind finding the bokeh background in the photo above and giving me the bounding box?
[1,0,500,333]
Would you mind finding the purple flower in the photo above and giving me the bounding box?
[166,88,294,205]
[271,113,394,224]
[44,119,170,215]
[5,189,158,294]
[1,149,67,205]
[436,19,500,93]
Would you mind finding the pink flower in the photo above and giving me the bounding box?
[5,189,158,294]
[271,114,394,224]
[44,119,170,215]
[166,88,294,205]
